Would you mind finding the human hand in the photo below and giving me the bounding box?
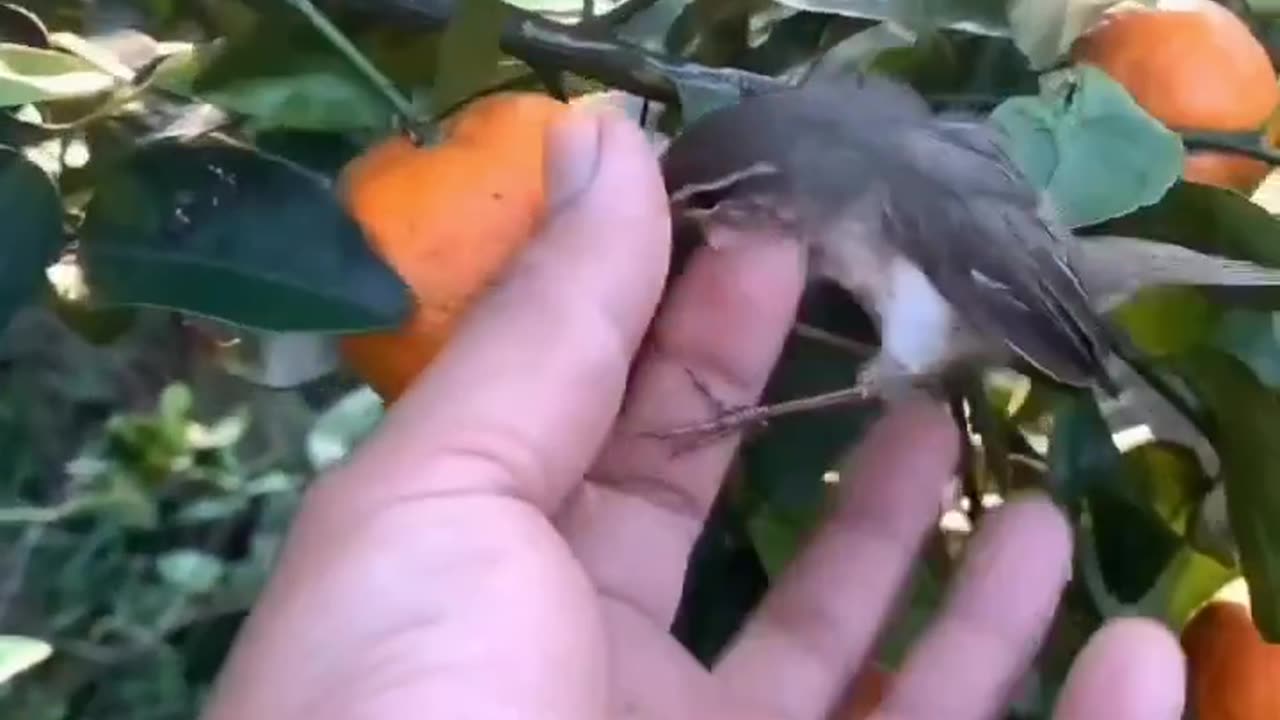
[199,106,1186,720]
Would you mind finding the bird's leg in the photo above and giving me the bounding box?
[640,358,907,452]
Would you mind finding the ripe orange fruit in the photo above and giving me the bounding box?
[1071,0,1280,194]
[337,92,571,402]
[1181,600,1280,719]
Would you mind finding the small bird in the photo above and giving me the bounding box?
[654,72,1280,443]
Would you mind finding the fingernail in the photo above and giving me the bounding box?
[545,107,604,212]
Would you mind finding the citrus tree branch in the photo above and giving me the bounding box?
[327,0,786,104]
[328,0,1279,168]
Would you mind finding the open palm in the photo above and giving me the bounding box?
[199,107,1185,720]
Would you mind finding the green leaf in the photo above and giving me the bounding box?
[156,549,225,594]
[1110,286,1219,357]
[1178,348,1280,641]
[432,0,510,114]
[1211,309,1280,389]
[160,25,396,133]
[78,138,413,333]
[990,65,1184,227]
[1099,180,1280,268]
[307,385,384,472]
[1141,545,1237,629]
[0,42,116,107]
[1095,181,1280,312]
[1049,393,1183,604]
[1046,390,1116,505]
[671,487,770,664]
[739,315,881,576]
[0,146,63,334]
[0,635,52,685]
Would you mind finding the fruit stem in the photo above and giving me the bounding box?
[284,0,422,137]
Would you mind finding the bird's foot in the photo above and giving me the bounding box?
[639,378,879,454]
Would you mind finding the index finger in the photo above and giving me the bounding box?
[338,107,673,514]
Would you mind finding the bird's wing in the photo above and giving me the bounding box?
[880,119,1118,388]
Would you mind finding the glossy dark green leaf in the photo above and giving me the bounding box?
[1046,391,1115,505]
[164,21,396,133]
[77,138,413,333]
[1178,348,1280,641]
[0,146,63,334]
[1097,180,1280,309]
[1048,393,1183,603]
[432,0,510,114]
[867,30,1038,107]
[739,292,882,575]
[251,129,365,179]
[1121,441,1214,535]
[671,486,769,665]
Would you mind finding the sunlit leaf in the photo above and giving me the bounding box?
[991,65,1183,227]
[0,635,52,685]
[1006,0,1146,70]
[307,385,384,472]
[157,549,225,594]
[0,42,116,107]
[78,138,413,333]
[0,145,62,335]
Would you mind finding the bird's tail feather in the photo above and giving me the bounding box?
[1073,235,1280,311]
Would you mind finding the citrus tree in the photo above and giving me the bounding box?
[3,0,1280,718]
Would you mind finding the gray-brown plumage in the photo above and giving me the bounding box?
[662,74,1123,396]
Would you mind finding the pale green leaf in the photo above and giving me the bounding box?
[1006,0,1150,70]
[307,386,384,472]
[0,635,53,685]
[0,42,116,107]
[156,549,226,594]
[990,65,1184,227]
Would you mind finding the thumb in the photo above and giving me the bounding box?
[348,105,673,513]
